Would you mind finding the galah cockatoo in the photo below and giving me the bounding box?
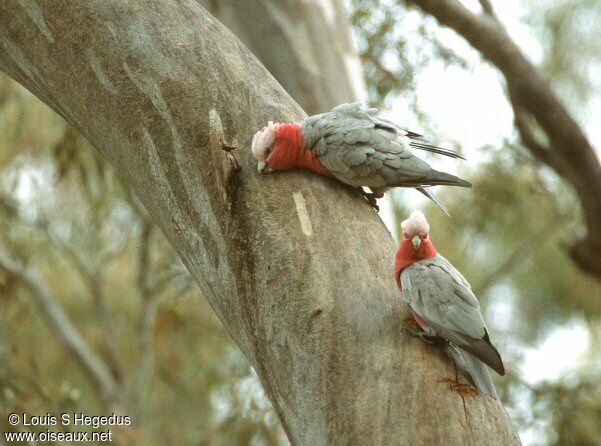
[251,102,471,213]
[395,210,505,397]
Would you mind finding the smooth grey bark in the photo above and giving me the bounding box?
[199,0,366,114]
[0,1,519,445]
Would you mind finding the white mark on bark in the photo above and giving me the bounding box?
[17,0,55,43]
[86,48,117,95]
[293,192,313,237]
[208,108,223,137]
[208,109,224,149]
[209,108,240,165]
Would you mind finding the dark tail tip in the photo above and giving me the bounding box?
[489,350,506,376]
[429,169,472,188]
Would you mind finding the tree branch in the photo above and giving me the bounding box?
[0,2,518,443]
[406,0,601,280]
[477,0,497,18]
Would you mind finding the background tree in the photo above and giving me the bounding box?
[199,0,367,114]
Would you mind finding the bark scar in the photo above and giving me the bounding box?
[17,0,55,44]
[438,378,479,397]
[209,108,240,172]
[451,360,476,445]
[221,144,240,171]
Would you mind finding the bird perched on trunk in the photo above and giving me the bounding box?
[395,210,505,397]
[251,102,471,213]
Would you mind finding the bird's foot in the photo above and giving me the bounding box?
[402,326,446,346]
[357,188,380,211]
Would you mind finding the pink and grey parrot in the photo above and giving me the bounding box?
[251,102,471,213]
[395,210,505,397]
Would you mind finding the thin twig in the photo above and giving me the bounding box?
[478,0,497,18]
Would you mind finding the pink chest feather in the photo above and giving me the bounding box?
[271,124,332,176]
[394,238,438,329]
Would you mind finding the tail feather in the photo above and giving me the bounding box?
[409,141,467,160]
[395,170,471,188]
[425,169,472,188]
[417,187,450,217]
[448,345,498,398]
[371,115,466,160]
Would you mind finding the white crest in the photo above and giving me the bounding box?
[251,121,278,161]
[401,210,430,237]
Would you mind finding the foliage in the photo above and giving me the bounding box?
[351,0,469,111]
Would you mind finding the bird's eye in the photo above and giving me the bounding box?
[264,147,272,157]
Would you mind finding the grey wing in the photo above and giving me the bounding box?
[401,255,505,375]
[329,103,466,160]
[302,103,434,188]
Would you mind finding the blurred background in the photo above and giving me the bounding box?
[1,0,600,445]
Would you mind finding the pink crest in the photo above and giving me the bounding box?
[401,210,430,237]
[251,121,278,161]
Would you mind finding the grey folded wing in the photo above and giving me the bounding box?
[400,255,505,375]
[301,103,435,188]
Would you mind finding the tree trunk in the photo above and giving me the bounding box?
[0,1,520,444]
[199,0,366,114]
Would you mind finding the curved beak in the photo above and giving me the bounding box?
[412,235,422,251]
[257,161,273,174]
